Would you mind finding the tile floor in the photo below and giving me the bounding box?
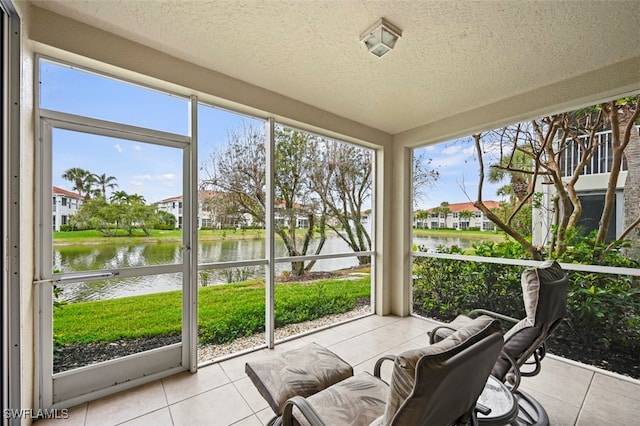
[36,315,640,426]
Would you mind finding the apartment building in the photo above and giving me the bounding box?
[415,201,499,231]
[51,186,83,231]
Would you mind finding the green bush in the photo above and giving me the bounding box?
[555,235,640,351]
[413,241,523,320]
[154,223,175,230]
[59,224,72,232]
[413,233,640,359]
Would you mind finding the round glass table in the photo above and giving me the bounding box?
[476,375,518,425]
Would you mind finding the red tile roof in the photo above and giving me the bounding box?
[425,200,500,213]
[52,186,83,199]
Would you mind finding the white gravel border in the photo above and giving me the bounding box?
[198,304,371,362]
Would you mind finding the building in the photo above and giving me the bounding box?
[532,127,636,246]
[155,190,247,229]
[415,201,499,231]
[51,186,83,231]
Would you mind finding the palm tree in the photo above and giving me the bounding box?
[92,173,118,198]
[110,190,129,204]
[61,167,94,201]
[488,149,532,202]
[128,194,146,205]
[438,202,451,228]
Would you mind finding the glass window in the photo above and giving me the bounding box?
[39,59,189,135]
[52,129,184,271]
[198,103,266,262]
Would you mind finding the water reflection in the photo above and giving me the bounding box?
[412,236,478,251]
[54,235,473,302]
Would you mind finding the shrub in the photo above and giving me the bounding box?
[413,241,523,320]
[555,235,640,352]
[412,233,640,366]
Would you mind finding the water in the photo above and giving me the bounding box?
[54,234,480,302]
[412,235,485,252]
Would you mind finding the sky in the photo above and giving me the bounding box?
[42,59,502,208]
[42,59,258,204]
[414,139,503,210]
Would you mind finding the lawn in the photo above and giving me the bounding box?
[54,276,370,345]
[53,228,265,245]
[412,228,505,241]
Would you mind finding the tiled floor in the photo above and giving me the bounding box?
[36,315,640,426]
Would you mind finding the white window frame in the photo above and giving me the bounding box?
[34,56,379,408]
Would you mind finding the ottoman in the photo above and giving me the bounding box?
[245,342,353,417]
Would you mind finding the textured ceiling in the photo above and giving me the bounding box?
[30,0,640,135]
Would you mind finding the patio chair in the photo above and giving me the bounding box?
[430,260,569,426]
[248,315,503,426]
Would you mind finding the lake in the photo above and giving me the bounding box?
[54,234,477,302]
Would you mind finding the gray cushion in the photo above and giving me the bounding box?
[382,315,498,425]
[492,320,540,380]
[430,314,474,342]
[293,372,388,426]
[521,260,565,326]
[244,342,353,415]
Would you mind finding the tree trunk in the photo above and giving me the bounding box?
[599,99,640,246]
[623,119,640,258]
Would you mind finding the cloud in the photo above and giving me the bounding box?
[441,145,462,155]
[133,144,142,151]
[132,174,152,181]
[158,173,179,188]
[129,173,179,194]
[114,144,123,153]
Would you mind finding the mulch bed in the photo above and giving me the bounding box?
[54,334,181,373]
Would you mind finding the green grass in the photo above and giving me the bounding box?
[412,228,506,241]
[54,276,370,345]
[53,228,265,244]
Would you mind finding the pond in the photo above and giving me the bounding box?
[54,234,482,302]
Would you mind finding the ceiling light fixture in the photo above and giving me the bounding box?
[360,18,402,58]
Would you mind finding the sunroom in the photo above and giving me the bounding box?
[2,1,640,425]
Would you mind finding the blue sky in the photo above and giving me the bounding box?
[42,59,257,203]
[42,59,502,207]
[414,139,503,209]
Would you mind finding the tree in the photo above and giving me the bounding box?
[487,140,533,203]
[201,123,324,276]
[61,167,95,201]
[431,202,451,228]
[472,96,640,261]
[608,98,640,257]
[202,122,428,275]
[109,191,153,236]
[92,173,118,198]
[71,196,119,236]
[156,210,177,229]
[110,190,129,204]
[413,152,440,207]
[310,138,372,265]
[459,210,474,229]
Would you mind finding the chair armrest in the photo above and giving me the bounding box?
[373,355,396,379]
[468,309,519,325]
[281,396,326,426]
[500,350,522,392]
[476,402,492,416]
[520,344,545,377]
[428,325,458,344]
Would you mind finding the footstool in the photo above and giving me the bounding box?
[245,342,353,419]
